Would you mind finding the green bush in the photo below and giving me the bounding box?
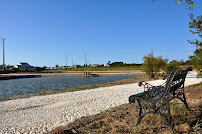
[142,53,167,78]
[164,62,178,74]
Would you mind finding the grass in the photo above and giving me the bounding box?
[51,102,201,134]
[188,82,202,87]
[197,72,202,77]
[49,66,141,71]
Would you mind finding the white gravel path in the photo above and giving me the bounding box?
[0,71,201,134]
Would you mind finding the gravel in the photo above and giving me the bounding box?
[0,71,201,134]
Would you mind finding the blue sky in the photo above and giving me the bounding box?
[0,0,201,67]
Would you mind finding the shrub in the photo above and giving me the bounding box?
[142,53,167,78]
[164,62,179,74]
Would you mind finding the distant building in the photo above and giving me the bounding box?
[90,64,102,67]
[73,65,81,68]
[104,63,110,67]
[0,65,3,70]
[16,62,34,71]
[62,66,71,68]
[104,61,111,67]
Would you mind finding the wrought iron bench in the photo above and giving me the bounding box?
[129,67,192,128]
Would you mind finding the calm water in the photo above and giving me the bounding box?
[0,76,135,98]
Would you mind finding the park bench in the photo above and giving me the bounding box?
[129,67,192,128]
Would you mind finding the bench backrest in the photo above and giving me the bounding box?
[166,67,192,93]
[150,67,191,102]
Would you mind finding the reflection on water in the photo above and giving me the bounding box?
[0,76,135,98]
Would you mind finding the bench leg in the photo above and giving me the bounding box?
[180,86,189,109]
[166,94,174,129]
[182,92,189,109]
[167,115,174,129]
[136,100,142,126]
[182,86,189,109]
[135,100,175,129]
[175,88,189,110]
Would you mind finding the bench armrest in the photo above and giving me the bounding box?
[138,81,156,92]
[182,67,192,72]
[139,81,166,92]
[138,81,154,87]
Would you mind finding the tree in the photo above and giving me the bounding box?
[142,53,167,78]
[153,0,194,10]
[55,64,59,68]
[43,66,47,70]
[175,0,194,10]
[164,62,178,74]
[111,62,124,66]
[188,14,202,75]
[179,59,185,65]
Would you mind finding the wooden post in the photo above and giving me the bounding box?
[84,71,87,77]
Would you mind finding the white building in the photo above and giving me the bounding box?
[104,63,110,67]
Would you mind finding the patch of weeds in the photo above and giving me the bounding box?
[188,82,202,87]
[91,84,98,88]
[153,114,167,123]
[197,71,202,77]
[115,125,131,133]
[171,103,189,125]
[141,113,167,126]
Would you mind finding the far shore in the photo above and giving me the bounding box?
[2,70,145,77]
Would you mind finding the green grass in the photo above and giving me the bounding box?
[197,72,202,77]
[48,66,141,71]
[188,82,202,87]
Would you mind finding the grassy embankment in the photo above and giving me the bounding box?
[48,65,197,72]
[48,66,141,71]
[50,82,202,134]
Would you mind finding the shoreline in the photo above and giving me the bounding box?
[0,73,148,102]
[0,75,41,80]
[2,70,145,78]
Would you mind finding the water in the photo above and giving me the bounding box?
[0,76,135,98]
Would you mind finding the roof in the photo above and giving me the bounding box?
[19,62,30,66]
[92,64,101,66]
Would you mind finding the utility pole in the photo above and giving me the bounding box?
[66,54,67,67]
[151,48,153,58]
[84,54,89,77]
[72,58,73,67]
[85,54,87,68]
[0,38,5,70]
